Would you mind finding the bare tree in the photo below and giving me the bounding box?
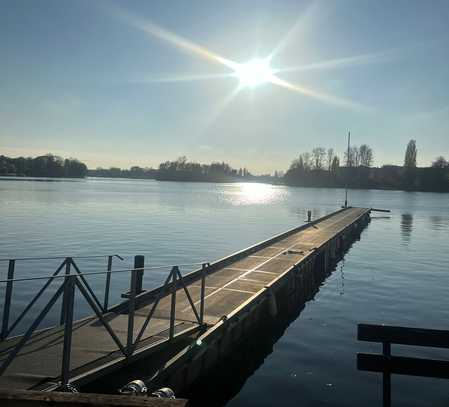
[404,140,417,167]
[345,146,360,167]
[312,147,326,169]
[353,146,360,167]
[432,156,448,168]
[290,155,305,171]
[331,156,340,173]
[344,148,352,167]
[359,144,374,167]
[327,148,334,171]
[302,152,312,171]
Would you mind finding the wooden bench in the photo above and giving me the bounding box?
[357,323,449,407]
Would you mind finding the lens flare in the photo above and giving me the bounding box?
[233,59,274,88]
[113,7,369,111]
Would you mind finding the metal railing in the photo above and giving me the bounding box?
[0,255,209,388]
[0,255,124,340]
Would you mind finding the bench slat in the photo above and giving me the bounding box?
[357,353,449,380]
[358,324,449,349]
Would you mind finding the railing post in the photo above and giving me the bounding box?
[169,267,178,340]
[127,268,138,355]
[199,263,207,325]
[383,342,391,407]
[61,275,76,387]
[104,256,113,312]
[1,260,15,340]
[134,255,145,295]
[59,258,71,326]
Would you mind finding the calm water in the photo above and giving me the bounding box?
[1,178,449,406]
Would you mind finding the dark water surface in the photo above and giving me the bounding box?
[1,178,448,406]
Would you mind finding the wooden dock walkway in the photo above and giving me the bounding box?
[0,207,371,394]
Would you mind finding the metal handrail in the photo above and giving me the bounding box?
[0,254,124,262]
[1,256,207,339]
[1,256,124,339]
[0,258,208,389]
[0,263,208,283]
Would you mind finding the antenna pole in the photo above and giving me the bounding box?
[344,131,351,208]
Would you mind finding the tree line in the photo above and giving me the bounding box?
[0,154,87,178]
[88,166,157,179]
[284,140,449,192]
[288,144,374,174]
[2,142,447,192]
[157,156,259,182]
[88,156,277,183]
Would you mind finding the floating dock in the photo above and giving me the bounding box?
[0,207,371,396]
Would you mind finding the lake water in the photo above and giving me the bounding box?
[1,177,449,406]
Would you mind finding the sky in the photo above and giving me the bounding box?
[1,0,448,173]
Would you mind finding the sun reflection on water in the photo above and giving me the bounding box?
[224,183,286,206]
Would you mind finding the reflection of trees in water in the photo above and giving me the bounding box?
[429,215,449,232]
[400,213,413,245]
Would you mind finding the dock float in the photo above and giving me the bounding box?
[0,207,371,396]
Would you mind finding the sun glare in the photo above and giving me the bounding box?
[124,14,365,110]
[234,59,274,88]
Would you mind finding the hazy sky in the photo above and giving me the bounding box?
[1,0,448,173]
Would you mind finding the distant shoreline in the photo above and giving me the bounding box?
[3,154,448,193]
[0,175,84,182]
[2,175,448,193]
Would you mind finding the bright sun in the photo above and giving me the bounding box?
[234,58,274,88]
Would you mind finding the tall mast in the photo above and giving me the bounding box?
[344,131,351,208]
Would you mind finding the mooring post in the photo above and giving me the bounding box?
[169,267,178,340]
[199,263,207,325]
[127,267,138,355]
[61,275,76,387]
[383,342,391,407]
[307,210,312,222]
[134,255,145,295]
[103,255,113,312]
[1,260,15,340]
[59,258,72,326]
